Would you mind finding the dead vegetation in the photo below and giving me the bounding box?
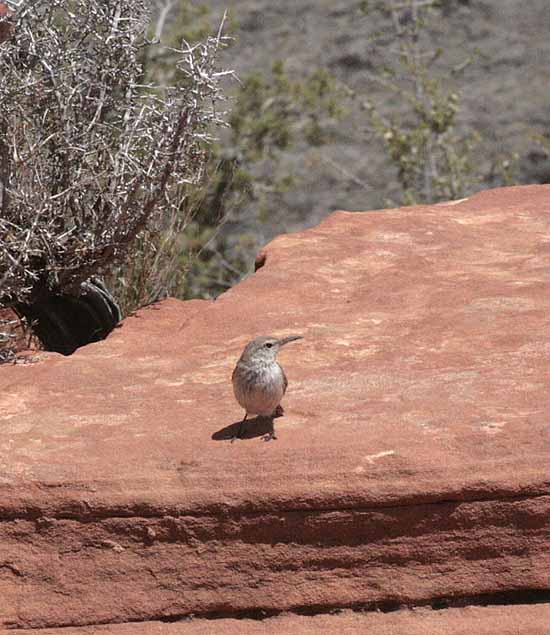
[0,0,232,357]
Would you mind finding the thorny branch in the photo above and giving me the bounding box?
[0,0,232,305]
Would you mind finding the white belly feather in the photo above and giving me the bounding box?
[233,362,285,416]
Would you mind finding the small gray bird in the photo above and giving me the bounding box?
[232,335,303,440]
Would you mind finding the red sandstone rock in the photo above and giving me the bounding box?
[1,185,550,629]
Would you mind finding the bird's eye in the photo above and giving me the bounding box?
[265,342,274,348]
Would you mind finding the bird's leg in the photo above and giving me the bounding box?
[263,404,283,440]
[262,416,278,442]
[232,413,248,442]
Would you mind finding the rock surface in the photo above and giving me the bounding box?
[1,185,550,629]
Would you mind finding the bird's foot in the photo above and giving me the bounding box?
[273,404,284,418]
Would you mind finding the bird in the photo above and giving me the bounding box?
[232,334,303,440]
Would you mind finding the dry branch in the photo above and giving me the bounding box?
[0,0,231,307]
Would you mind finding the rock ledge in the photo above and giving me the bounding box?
[2,185,550,629]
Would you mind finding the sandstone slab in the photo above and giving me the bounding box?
[1,185,550,628]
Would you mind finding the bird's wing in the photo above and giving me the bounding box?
[279,363,288,394]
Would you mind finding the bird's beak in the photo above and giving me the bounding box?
[278,335,303,346]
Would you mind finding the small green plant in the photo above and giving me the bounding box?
[182,60,341,298]
[357,0,481,205]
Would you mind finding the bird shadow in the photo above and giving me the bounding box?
[212,416,276,442]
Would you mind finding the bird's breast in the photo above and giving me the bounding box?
[232,362,285,416]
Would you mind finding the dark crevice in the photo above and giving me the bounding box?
[2,488,550,524]
[156,589,550,622]
[13,277,121,356]
[15,589,550,630]
[0,562,22,576]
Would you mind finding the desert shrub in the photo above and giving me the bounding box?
[0,0,231,353]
